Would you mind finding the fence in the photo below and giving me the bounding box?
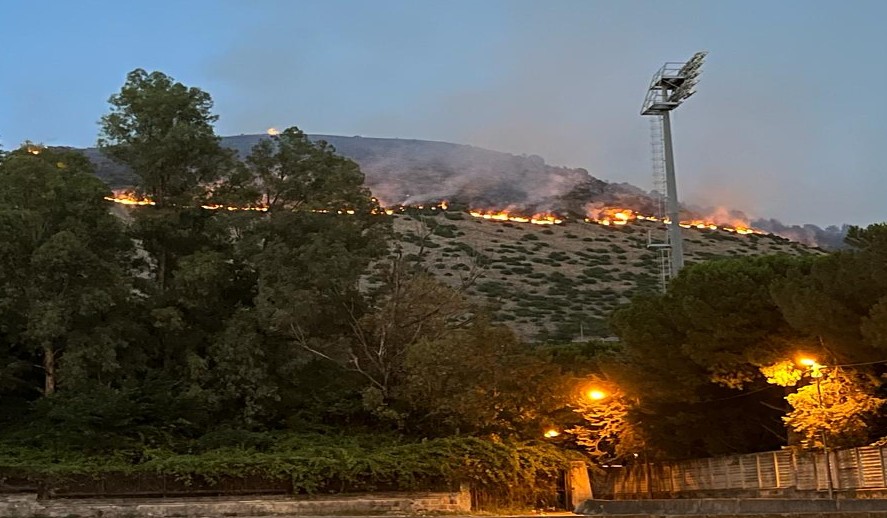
[600,445,887,499]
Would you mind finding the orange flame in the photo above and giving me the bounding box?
[104,191,155,206]
[585,206,766,236]
[468,209,563,225]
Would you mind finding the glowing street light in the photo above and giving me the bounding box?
[587,389,607,401]
[798,356,834,499]
[582,386,653,498]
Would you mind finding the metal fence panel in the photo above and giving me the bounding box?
[604,445,887,499]
[858,446,885,488]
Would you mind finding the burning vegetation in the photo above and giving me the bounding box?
[584,206,764,235]
[102,191,769,236]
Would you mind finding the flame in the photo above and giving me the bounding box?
[26,145,42,155]
[267,128,280,136]
[585,208,635,226]
[468,209,563,226]
[104,191,155,206]
[585,206,766,236]
[105,191,273,211]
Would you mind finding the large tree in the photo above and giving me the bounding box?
[0,146,133,396]
[98,69,229,206]
[608,256,812,457]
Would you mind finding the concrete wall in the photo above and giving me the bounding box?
[0,487,472,518]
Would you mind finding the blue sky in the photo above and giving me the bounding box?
[2,0,885,226]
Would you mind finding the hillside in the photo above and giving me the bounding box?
[380,208,820,341]
[80,133,848,248]
[82,134,659,215]
[78,134,831,340]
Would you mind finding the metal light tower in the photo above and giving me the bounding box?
[641,51,707,275]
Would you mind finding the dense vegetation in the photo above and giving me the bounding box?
[1,69,885,494]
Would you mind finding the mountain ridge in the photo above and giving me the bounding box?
[76,133,847,248]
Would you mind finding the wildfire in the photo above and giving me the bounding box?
[585,208,635,226]
[267,128,280,136]
[468,209,563,226]
[585,207,766,236]
[26,145,42,155]
[104,191,155,206]
[105,191,272,211]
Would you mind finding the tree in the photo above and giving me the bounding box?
[294,260,468,420]
[0,146,132,396]
[772,223,887,364]
[784,370,884,448]
[760,361,885,448]
[608,256,812,457]
[240,127,373,212]
[566,380,645,464]
[402,316,570,436]
[98,69,229,206]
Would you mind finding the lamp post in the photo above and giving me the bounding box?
[586,389,654,499]
[799,358,834,499]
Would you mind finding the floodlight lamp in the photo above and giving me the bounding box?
[641,51,707,115]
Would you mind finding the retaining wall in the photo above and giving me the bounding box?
[0,488,472,518]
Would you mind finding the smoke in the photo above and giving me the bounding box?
[751,219,850,250]
[197,2,887,230]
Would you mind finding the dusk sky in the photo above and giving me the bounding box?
[2,0,885,227]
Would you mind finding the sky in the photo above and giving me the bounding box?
[1,0,885,227]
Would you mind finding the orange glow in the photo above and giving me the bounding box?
[468,209,563,226]
[105,191,273,211]
[587,389,607,401]
[104,191,155,206]
[584,206,766,236]
[543,429,561,438]
[586,208,636,226]
[267,127,280,136]
[798,358,818,367]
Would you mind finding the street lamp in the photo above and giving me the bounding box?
[588,389,607,401]
[585,388,654,499]
[798,357,834,499]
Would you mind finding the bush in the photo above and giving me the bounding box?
[0,434,578,496]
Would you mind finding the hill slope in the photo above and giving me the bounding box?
[83,133,658,216]
[79,135,827,340]
[384,209,819,341]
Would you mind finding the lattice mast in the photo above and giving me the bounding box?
[641,51,707,278]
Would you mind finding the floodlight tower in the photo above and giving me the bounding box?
[641,51,707,275]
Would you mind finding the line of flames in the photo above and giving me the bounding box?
[103,192,448,216]
[103,193,763,235]
[586,208,762,235]
[467,210,564,226]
